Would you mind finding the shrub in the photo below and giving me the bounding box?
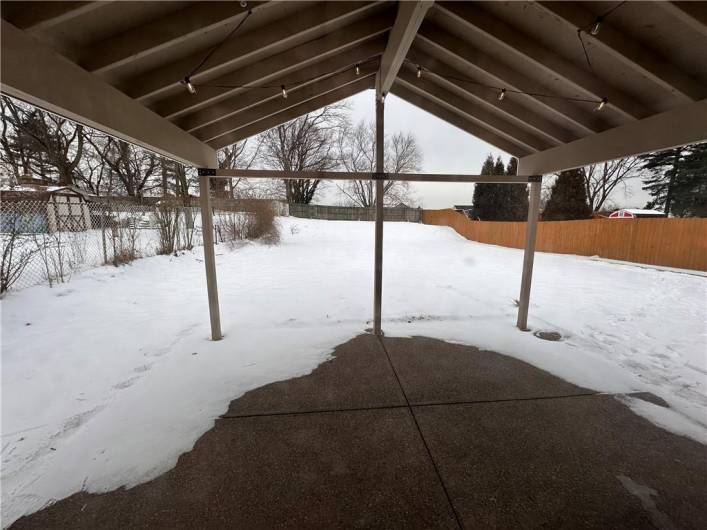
[216,200,280,245]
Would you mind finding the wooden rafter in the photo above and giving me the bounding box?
[122,1,381,101]
[151,13,392,119]
[537,2,704,102]
[377,0,433,94]
[390,83,530,156]
[197,68,377,143]
[397,69,552,152]
[406,47,575,145]
[179,39,385,132]
[1,1,105,31]
[518,98,707,175]
[416,22,607,135]
[437,1,651,121]
[0,19,215,167]
[80,1,270,74]
[207,76,374,149]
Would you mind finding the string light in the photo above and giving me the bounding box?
[595,97,607,111]
[417,65,422,78]
[589,17,602,36]
[281,85,288,99]
[498,88,506,101]
[181,76,196,95]
[380,92,386,103]
[355,64,360,76]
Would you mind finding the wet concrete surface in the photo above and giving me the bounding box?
[11,335,706,529]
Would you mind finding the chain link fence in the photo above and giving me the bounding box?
[0,199,206,293]
[0,197,286,293]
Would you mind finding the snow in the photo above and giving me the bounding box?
[2,217,706,525]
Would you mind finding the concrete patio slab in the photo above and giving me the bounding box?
[225,333,406,416]
[413,396,707,530]
[11,408,458,529]
[10,335,706,529]
[383,336,591,404]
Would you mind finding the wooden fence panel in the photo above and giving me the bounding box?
[422,209,707,271]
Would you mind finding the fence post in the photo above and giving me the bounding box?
[199,173,222,341]
[373,92,385,336]
[100,202,108,264]
[517,178,542,330]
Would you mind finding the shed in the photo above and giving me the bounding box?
[0,185,93,233]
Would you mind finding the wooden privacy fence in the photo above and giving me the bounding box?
[423,209,707,271]
[290,203,422,222]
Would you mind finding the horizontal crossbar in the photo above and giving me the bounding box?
[198,168,541,183]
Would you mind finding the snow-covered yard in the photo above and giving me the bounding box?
[2,217,706,525]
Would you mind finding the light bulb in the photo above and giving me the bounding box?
[498,88,506,101]
[355,64,360,76]
[182,77,196,95]
[281,85,288,99]
[595,97,607,111]
[417,65,422,78]
[590,18,602,36]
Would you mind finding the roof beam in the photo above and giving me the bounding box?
[397,69,552,152]
[417,22,606,135]
[208,168,537,183]
[377,0,434,94]
[518,98,707,175]
[179,39,385,132]
[390,83,530,156]
[659,2,707,38]
[537,2,704,102]
[437,1,651,121]
[80,1,269,74]
[123,1,379,101]
[407,47,575,145]
[152,13,391,120]
[0,20,216,167]
[208,77,374,149]
[197,68,377,143]
[1,1,106,32]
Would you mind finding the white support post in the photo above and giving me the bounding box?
[199,172,222,340]
[517,178,542,331]
[373,92,385,335]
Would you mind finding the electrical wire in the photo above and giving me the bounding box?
[193,56,380,91]
[179,2,636,109]
[186,9,253,79]
[575,1,628,72]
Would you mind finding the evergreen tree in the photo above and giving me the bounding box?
[503,157,529,221]
[543,169,592,220]
[471,155,529,221]
[641,143,707,217]
[471,154,497,220]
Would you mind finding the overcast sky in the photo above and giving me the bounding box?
[320,89,651,210]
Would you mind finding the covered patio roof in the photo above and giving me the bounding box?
[2,1,707,341]
[2,1,706,172]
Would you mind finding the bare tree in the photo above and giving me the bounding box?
[257,105,347,204]
[336,120,421,207]
[88,136,159,198]
[0,96,84,186]
[216,138,263,198]
[0,97,34,182]
[581,157,641,213]
[76,130,113,195]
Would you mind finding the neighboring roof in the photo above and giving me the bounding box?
[611,208,666,217]
[2,1,707,172]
